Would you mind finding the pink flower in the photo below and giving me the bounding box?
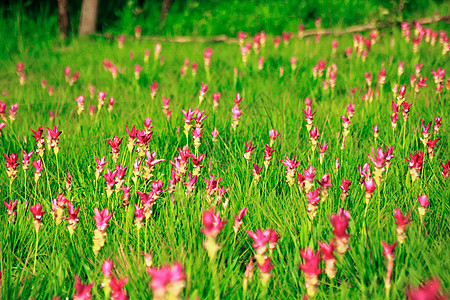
[318,241,335,261]
[32,158,43,173]
[269,230,280,250]
[201,209,226,237]
[244,142,256,161]
[339,179,351,193]
[269,129,279,142]
[148,263,186,298]
[406,278,446,300]
[394,208,412,229]
[110,276,129,300]
[440,160,449,179]
[47,126,62,149]
[434,116,442,132]
[93,208,113,231]
[304,165,316,182]
[149,82,158,98]
[299,248,322,277]
[30,203,45,221]
[405,152,425,180]
[364,176,376,195]
[73,275,94,300]
[257,257,274,274]
[358,163,371,180]
[246,229,271,254]
[309,126,320,140]
[234,93,243,105]
[381,241,397,258]
[4,199,18,220]
[281,156,299,171]
[102,260,114,277]
[108,137,122,153]
[203,48,213,59]
[331,208,350,240]
[204,174,221,198]
[231,104,243,121]
[318,142,328,155]
[263,144,275,165]
[335,158,341,171]
[211,127,219,141]
[104,168,118,187]
[307,189,320,205]
[418,194,429,208]
[252,163,263,177]
[199,82,208,95]
[233,207,247,234]
[368,147,386,169]
[181,108,197,124]
[95,156,107,171]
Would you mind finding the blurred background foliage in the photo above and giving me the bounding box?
[1,0,449,37]
[0,0,449,58]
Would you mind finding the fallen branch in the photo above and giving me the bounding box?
[97,14,450,44]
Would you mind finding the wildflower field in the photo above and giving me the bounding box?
[0,22,450,299]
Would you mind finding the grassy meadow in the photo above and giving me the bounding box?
[0,22,449,299]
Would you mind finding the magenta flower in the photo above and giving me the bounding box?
[149,81,158,98]
[441,160,449,180]
[257,256,274,273]
[299,247,321,296]
[394,208,412,243]
[132,204,144,229]
[246,229,271,255]
[148,263,186,299]
[109,276,129,300]
[231,105,242,129]
[204,174,221,200]
[104,168,118,187]
[405,151,425,181]
[339,178,351,199]
[66,202,80,235]
[184,172,198,194]
[406,278,446,300]
[108,136,122,162]
[318,240,336,278]
[339,179,351,194]
[4,199,18,221]
[434,116,442,133]
[243,142,256,162]
[4,153,20,180]
[318,141,328,156]
[30,203,45,220]
[93,208,113,231]
[364,176,376,198]
[73,275,94,300]
[303,165,316,193]
[269,129,279,144]
[263,144,274,167]
[102,260,114,278]
[181,108,197,125]
[233,207,247,234]
[201,208,226,238]
[30,203,45,231]
[281,156,299,170]
[331,208,350,256]
[281,156,298,186]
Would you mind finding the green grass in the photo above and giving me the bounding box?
[0,24,449,299]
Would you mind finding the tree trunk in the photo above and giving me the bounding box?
[57,0,70,38]
[79,0,99,35]
[159,0,173,25]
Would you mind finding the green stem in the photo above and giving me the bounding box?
[33,229,39,274]
[210,256,220,300]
